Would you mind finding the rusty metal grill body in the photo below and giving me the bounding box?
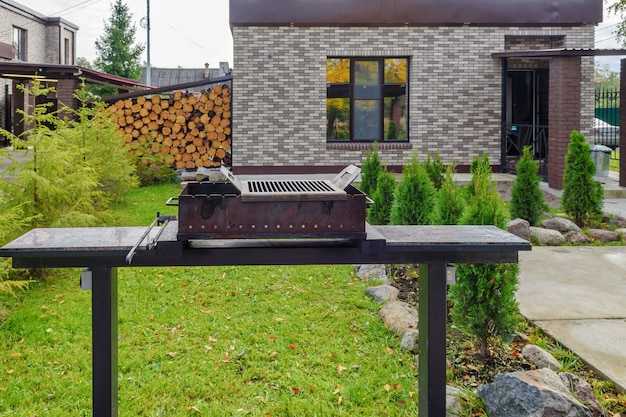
[175,166,367,240]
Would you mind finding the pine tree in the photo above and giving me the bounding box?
[450,154,520,358]
[560,130,604,227]
[94,0,144,96]
[424,152,444,189]
[389,156,436,225]
[510,146,546,226]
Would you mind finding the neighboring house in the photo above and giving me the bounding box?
[230,0,610,189]
[0,0,78,141]
[139,62,231,90]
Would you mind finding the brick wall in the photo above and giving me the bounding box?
[548,56,581,190]
[232,25,596,172]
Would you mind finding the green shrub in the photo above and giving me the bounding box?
[389,156,436,225]
[450,154,520,358]
[367,170,396,225]
[424,152,444,189]
[360,143,382,196]
[433,165,465,225]
[560,130,604,227]
[510,146,546,226]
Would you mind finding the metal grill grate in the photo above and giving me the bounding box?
[247,180,336,194]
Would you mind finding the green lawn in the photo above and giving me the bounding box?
[0,184,419,416]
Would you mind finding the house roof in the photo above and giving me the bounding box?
[230,0,602,26]
[0,62,150,92]
[0,0,79,30]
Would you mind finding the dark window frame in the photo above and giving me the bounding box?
[327,56,409,143]
[13,26,27,61]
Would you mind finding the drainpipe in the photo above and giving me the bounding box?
[500,57,508,173]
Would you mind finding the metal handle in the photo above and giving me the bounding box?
[165,197,179,206]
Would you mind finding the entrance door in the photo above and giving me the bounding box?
[505,69,548,176]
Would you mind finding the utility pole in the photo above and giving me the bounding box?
[146,0,151,86]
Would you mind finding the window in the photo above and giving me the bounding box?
[13,26,27,61]
[327,57,408,142]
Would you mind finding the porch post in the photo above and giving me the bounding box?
[620,58,626,187]
[500,57,508,172]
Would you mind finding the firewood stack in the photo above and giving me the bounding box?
[107,84,231,170]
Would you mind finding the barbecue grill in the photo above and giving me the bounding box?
[171,165,368,241]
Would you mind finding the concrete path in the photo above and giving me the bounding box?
[517,246,626,392]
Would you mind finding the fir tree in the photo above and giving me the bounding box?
[389,156,436,225]
[560,130,604,227]
[367,170,396,225]
[450,154,520,358]
[432,165,465,225]
[510,146,546,226]
[424,152,444,189]
[360,143,382,197]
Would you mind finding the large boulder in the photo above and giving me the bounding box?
[530,227,565,246]
[378,301,418,336]
[559,373,605,417]
[587,229,619,243]
[366,285,399,304]
[507,218,531,241]
[354,264,389,284]
[564,231,591,244]
[542,217,581,233]
[477,368,591,417]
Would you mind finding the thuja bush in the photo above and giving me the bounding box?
[561,130,603,227]
[432,165,465,225]
[424,151,444,189]
[450,154,520,358]
[367,170,396,225]
[360,142,382,196]
[510,146,546,226]
[389,156,436,225]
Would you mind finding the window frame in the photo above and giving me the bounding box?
[13,26,27,61]
[326,56,409,143]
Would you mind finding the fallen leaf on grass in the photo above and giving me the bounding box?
[290,387,302,394]
[208,336,218,343]
[188,406,201,413]
[386,346,394,355]
[384,384,391,392]
[288,344,296,350]
[269,351,278,358]
[166,351,176,358]
[337,365,347,375]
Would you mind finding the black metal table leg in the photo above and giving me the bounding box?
[91,267,118,417]
[418,262,447,416]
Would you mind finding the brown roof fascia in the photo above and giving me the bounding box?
[230,0,602,26]
[492,48,626,58]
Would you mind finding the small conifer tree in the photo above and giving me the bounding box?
[560,130,604,227]
[360,143,382,196]
[432,165,465,225]
[510,146,546,226]
[389,156,436,225]
[424,152,444,189]
[450,154,520,358]
[367,170,396,225]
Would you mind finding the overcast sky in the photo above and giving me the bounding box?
[16,0,233,69]
[13,0,626,73]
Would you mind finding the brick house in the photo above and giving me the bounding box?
[230,0,606,189]
[0,0,78,139]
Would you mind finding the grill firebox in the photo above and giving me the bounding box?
[174,166,368,240]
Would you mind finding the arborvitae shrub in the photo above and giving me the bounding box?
[367,170,396,225]
[560,130,604,227]
[433,165,465,225]
[424,152,444,189]
[360,143,382,197]
[449,154,520,358]
[510,146,546,226]
[389,156,436,225]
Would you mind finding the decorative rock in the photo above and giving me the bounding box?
[587,229,619,243]
[446,385,463,417]
[399,328,419,353]
[378,301,418,336]
[477,368,591,417]
[608,214,626,228]
[542,217,581,233]
[521,344,562,371]
[615,228,626,237]
[354,264,389,284]
[507,218,530,241]
[530,227,565,246]
[366,285,399,304]
[564,231,592,244]
[559,372,605,417]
